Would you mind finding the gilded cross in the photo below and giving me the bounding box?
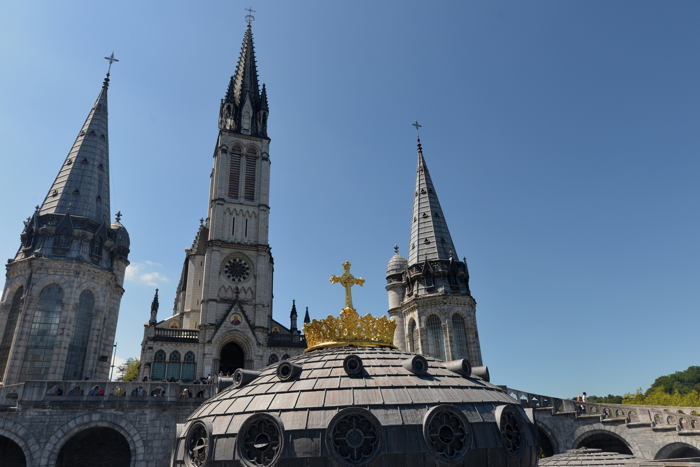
[104,52,119,74]
[330,261,365,312]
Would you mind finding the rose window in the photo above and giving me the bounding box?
[185,423,209,467]
[327,408,382,465]
[498,406,522,455]
[238,414,284,467]
[423,405,471,462]
[224,258,250,282]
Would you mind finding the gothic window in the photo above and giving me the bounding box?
[268,354,278,365]
[90,235,103,263]
[423,405,472,462]
[244,149,256,201]
[181,351,196,381]
[0,287,23,377]
[20,284,63,380]
[281,354,290,361]
[228,146,242,199]
[451,314,469,360]
[151,350,166,380]
[242,110,251,133]
[407,318,418,353]
[327,408,382,465]
[63,290,95,379]
[426,315,445,360]
[166,351,181,380]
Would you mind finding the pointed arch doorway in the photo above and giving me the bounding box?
[219,342,245,375]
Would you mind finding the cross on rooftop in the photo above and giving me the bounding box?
[104,52,119,75]
[115,211,122,222]
[245,7,256,25]
[412,120,422,139]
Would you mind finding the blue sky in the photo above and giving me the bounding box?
[1,1,699,397]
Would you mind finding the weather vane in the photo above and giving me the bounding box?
[245,7,256,25]
[412,120,422,140]
[104,52,119,75]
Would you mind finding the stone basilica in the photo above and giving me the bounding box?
[0,20,485,466]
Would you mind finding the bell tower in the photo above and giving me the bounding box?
[386,133,483,365]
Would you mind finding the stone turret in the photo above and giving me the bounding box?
[387,135,482,365]
[290,299,298,333]
[0,70,129,383]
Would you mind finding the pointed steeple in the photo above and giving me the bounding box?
[290,299,298,332]
[304,307,311,325]
[408,138,458,265]
[220,23,269,137]
[38,73,111,225]
[149,289,159,325]
[226,23,260,106]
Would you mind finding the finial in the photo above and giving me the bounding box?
[393,244,399,254]
[245,7,256,26]
[34,205,40,212]
[330,261,365,313]
[103,52,119,87]
[115,211,122,222]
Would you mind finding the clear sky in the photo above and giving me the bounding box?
[1,1,699,398]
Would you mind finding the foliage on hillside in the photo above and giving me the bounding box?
[586,366,700,408]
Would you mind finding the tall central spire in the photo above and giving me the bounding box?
[38,73,111,225]
[408,138,458,265]
[220,22,268,137]
[226,23,260,106]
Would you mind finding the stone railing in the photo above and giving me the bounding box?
[0,380,215,406]
[502,386,700,434]
[153,328,199,342]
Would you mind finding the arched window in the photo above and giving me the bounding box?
[181,351,196,381]
[0,286,23,377]
[268,354,279,365]
[451,314,469,360]
[281,354,290,361]
[166,351,181,380]
[407,319,417,353]
[244,149,256,201]
[228,146,242,199]
[63,290,95,379]
[20,284,63,380]
[425,315,445,360]
[151,350,166,380]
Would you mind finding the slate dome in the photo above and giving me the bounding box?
[110,221,130,250]
[385,251,408,277]
[173,346,538,466]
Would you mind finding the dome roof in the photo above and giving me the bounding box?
[386,251,408,276]
[540,448,643,466]
[110,221,130,249]
[173,347,538,466]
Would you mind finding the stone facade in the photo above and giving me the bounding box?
[386,140,483,366]
[138,23,304,383]
[0,74,129,385]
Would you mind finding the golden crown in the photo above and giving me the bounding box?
[303,261,397,351]
[304,308,397,352]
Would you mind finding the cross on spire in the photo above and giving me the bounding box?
[115,211,122,222]
[330,261,365,313]
[104,52,119,75]
[245,7,256,25]
[412,120,422,139]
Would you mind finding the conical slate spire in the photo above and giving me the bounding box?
[304,307,311,325]
[408,139,458,265]
[226,23,260,105]
[38,74,111,225]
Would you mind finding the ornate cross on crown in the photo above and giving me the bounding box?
[330,261,365,313]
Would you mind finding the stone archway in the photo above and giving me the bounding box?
[574,430,632,455]
[0,435,26,467]
[56,427,131,467]
[220,341,245,375]
[536,424,556,458]
[655,442,700,460]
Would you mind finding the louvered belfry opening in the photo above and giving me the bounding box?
[244,149,256,201]
[228,146,242,199]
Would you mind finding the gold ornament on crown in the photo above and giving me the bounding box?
[303,261,396,352]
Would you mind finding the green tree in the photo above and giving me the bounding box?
[119,358,140,382]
